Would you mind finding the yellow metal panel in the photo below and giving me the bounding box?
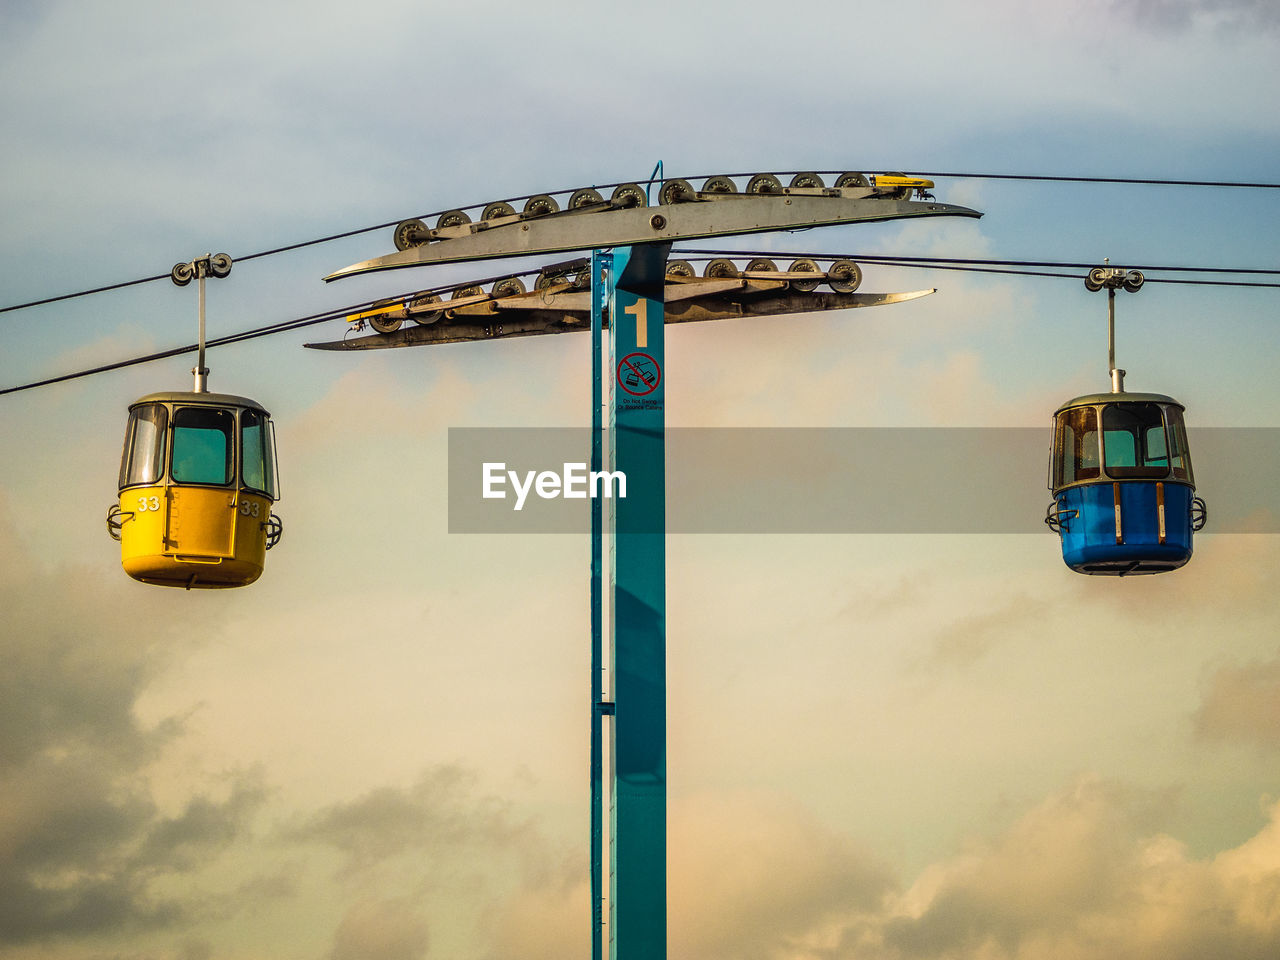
[873,175,935,190]
[119,484,169,564]
[168,486,237,559]
[117,485,271,589]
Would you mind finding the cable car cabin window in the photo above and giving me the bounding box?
[1102,403,1170,479]
[119,403,168,488]
[1166,406,1193,483]
[241,409,277,499]
[1143,425,1170,470]
[171,407,234,485]
[1055,406,1100,487]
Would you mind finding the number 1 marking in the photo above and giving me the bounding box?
[624,299,647,349]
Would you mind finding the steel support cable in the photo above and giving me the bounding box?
[852,264,1280,287]
[904,171,1280,189]
[671,171,1280,190]
[5,170,1280,317]
[674,249,1280,276]
[0,291,415,396]
[673,253,1280,287]
[0,221,402,317]
[0,272,174,314]
[0,305,351,396]
[0,265,583,396]
[7,256,1278,398]
[674,249,1280,286]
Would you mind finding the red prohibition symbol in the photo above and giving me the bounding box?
[617,352,662,396]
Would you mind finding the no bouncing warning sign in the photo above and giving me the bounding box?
[617,352,661,396]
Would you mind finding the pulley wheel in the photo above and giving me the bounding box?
[789,172,825,189]
[534,270,557,291]
[1085,267,1108,292]
[788,258,822,292]
[481,201,517,221]
[393,218,428,251]
[370,298,403,334]
[170,261,194,286]
[665,259,696,280]
[409,292,443,325]
[703,257,739,279]
[491,277,527,299]
[826,259,863,293]
[524,194,560,217]
[834,172,870,189]
[611,183,647,208]
[209,253,233,278]
[659,179,696,205]
[745,173,783,194]
[568,188,604,209]
[1123,270,1145,292]
[451,285,483,300]
[702,175,737,194]
[436,209,472,230]
[745,257,778,273]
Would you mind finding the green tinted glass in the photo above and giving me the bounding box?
[172,407,234,484]
[241,410,277,498]
[119,403,168,488]
[1103,403,1169,478]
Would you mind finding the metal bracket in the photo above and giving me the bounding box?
[1085,258,1145,393]
[265,514,284,550]
[1044,502,1077,534]
[170,253,233,392]
[325,193,980,280]
[106,503,129,541]
[305,285,935,351]
[171,252,233,286]
[1114,482,1124,544]
[1084,263,1144,293]
[1192,496,1208,531]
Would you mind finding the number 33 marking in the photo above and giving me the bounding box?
[136,495,161,512]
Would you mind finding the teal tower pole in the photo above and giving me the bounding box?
[590,249,610,960]
[603,243,669,960]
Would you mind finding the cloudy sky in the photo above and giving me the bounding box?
[2,1,1279,958]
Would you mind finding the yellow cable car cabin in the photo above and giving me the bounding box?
[108,391,282,588]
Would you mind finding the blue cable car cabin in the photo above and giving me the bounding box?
[1047,392,1206,575]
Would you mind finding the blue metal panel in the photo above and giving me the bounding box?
[608,243,669,960]
[1056,481,1194,573]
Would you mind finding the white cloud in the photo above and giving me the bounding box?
[669,792,892,960]
[866,776,1280,960]
[327,898,429,960]
[1195,652,1280,749]
[0,494,269,949]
